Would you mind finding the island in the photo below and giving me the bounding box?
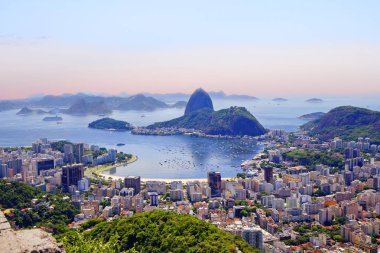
[88,117,133,131]
[305,98,323,103]
[133,88,267,137]
[299,112,326,120]
[301,106,380,144]
[16,107,48,115]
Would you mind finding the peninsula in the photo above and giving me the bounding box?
[133,88,266,137]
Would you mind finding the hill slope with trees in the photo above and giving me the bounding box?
[58,210,258,253]
[302,106,380,144]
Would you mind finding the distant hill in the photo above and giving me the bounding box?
[88,118,133,131]
[306,98,323,103]
[185,88,214,115]
[16,107,48,115]
[117,94,169,111]
[64,99,112,115]
[57,210,258,253]
[149,106,266,136]
[0,101,17,112]
[299,112,326,120]
[301,106,380,144]
[170,101,187,108]
[142,91,259,102]
[209,91,259,100]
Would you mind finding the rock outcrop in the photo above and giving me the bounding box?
[184,88,214,115]
[0,211,65,253]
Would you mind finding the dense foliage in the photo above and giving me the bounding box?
[298,112,325,120]
[285,223,344,246]
[0,179,41,209]
[51,140,74,153]
[283,149,344,169]
[0,179,79,234]
[58,210,258,253]
[88,117,133,131]
[302,106,380,144]
[149,107,267,137]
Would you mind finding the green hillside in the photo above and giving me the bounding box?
[148,107,266,136]
[58,210,258,253]
[302,106,380,144]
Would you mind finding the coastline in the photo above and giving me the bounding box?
[98,174,237,184]
[85,155,138,177]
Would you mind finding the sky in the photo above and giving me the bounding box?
[0,0,379,99]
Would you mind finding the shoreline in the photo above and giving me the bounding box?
[98,174,237,184]
[86,155,138,177]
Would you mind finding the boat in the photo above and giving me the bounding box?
[116,143,125,146]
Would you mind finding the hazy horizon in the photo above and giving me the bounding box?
[1,1,379,99]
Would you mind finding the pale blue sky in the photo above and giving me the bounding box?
[0,0,379,98]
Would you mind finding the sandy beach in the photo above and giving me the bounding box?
[98,173,237,184]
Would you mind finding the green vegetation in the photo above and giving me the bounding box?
[57,210,258,253]
[0,179,79,234]
[85,148,108,159]
[0,179,41,209]
[51,140,74,153]
[285,223,344,246]
[302,106,380,144]
[148,107,267,136]
[117,152,133,162]
[88,117,133,131]
[299,112,325,120]
[283,149,344,169]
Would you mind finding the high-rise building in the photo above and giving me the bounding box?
[61,164,84,192]
[344,171,354,186]
[241,228,263,250]
[36,158,55,175]
[0,164,8,178]
[64,144,74,164]
[299,172,310,187]
[208,172,222,198]
[264,166,274,184]
[74,143,84,164]
[124,176,141,195]
[374,175,380,191]
[149,192,158,206]
[6,159,22,174]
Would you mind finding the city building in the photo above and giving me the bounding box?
[61,164,84,192]
[208,172,222,198]
[124,176,141,195]
[241,228,263,250]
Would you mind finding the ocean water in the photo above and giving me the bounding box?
[0,96,378,179]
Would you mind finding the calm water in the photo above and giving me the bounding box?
[0,96,378,179]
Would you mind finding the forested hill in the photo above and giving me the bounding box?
[58,210,259,253]
[148,106,267,137]
[302,106,380,144]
